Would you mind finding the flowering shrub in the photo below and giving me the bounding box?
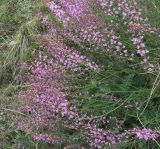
[6,0,160,148]
[46,0,159,71]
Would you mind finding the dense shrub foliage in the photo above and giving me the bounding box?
[0,0,160,148]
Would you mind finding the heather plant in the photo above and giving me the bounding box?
[42,0,159,72]
[0,0,160,149]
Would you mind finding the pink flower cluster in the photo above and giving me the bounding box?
[18,52,160,146]
[33,133,59,144]
[18,53,119,147]
[97,0,158,71]
[46,1,70,27]
[35,35,98,72]
[85,124,117,148]
[60,0,89,22]
[43,0,143,66]
[128,128,160,141]
[19,53,70,128]
[45,0,93,27]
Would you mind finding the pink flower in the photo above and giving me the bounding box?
[129,128,160,141]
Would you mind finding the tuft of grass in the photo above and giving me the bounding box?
[0,0,41,148]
